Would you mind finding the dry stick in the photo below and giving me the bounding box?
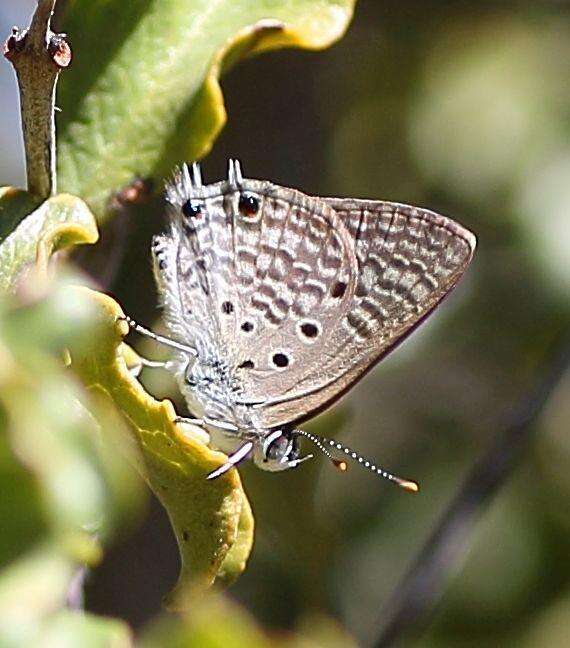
[3,0,71,199]
[375,340,570,648]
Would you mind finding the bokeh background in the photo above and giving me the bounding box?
[2,1,570,646]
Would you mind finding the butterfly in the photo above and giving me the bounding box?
[124,160,476,490]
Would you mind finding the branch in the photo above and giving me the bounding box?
[375,338,570,648]
[3,0,71,199]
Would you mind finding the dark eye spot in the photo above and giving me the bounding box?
[272,353,289,368]
[158,258,166,270]
[331,280,347,298]
[300,322,319,338]
[182,199,202,219]
[241,321,254,332]
[238,193,259,217]
[221,301,234,315]
[238,360,254,369]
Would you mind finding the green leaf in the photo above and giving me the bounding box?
[67,287,254,608]
[58,0,356,220]
[0,548,132,648]
[0,546,74,647]
[40,610,133,648]
[141,595,358,648]
[0,192,98,292]
[216,491,255,586]
[0,284,142,562]
[141,596,273,648]
[0,187,41,242]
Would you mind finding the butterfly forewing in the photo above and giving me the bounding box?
[154,181,237,359]
[250,198,476,429]
[155,176,359,403]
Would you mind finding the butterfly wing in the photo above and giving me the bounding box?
[152,165,240,360]
[153,167,360,416]
[247,197,476,429]
[154,165,475,431]
[224,182,361,419]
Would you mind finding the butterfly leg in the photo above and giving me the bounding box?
[174,416,239,432]
[287,453,314,469]
[119,314,197,357]
[206,441,254,480]
[130,355,176,377]
[174,416,205,426]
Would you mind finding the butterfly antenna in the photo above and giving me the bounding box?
[294,429,343,469]
[294,429,419,493]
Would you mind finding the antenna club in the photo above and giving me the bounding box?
[295,428,417,492]
[332,459,348,472]
[395,478,420,493]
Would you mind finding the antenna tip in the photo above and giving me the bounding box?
[332,459,348,472]
[395,478,420,493]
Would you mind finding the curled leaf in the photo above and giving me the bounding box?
[58,0,356,220]
[0,191,98,292]
[67,288,254,608]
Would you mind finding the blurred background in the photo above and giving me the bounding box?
[2,1,570,646]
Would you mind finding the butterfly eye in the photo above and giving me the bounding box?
[182,199,202,219]
[238,193,259,217]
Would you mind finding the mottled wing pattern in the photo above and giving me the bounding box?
[153,169,359,398]
[153,165,475,432]
[252,198,476,429]
[153,165,240,359]
[228,182,358,409]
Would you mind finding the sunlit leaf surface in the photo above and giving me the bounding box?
[58,0,355,220]
[67,288,254,608]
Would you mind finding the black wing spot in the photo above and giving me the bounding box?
[221,301,234,315]
[331,281,347,298]
[238,360,254,369]
[272,353,289,368]
[238,193,259,217]
[300,322,319,338]
[241,321,254,332]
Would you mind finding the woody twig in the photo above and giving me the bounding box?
[3,0,71,199]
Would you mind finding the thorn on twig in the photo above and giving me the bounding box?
[3,27,25,60]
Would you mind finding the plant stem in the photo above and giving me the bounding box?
[375,339,570,647]
[3,0,71,199]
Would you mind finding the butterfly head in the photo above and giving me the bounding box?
[253,428,310,472]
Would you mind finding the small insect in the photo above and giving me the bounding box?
[124,160,476,491]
